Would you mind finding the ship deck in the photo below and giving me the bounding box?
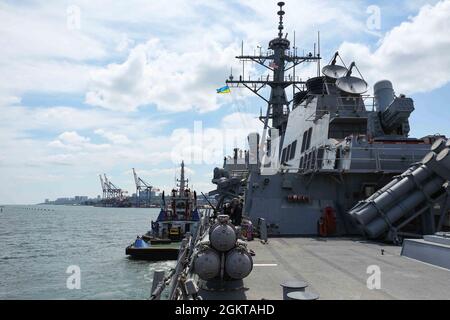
[199,237,450,300]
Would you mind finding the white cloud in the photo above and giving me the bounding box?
[0,104,169,139]
[0,103,173,181]
[0,2,106,62]
[0,99,174,201]
[79,0,373,114]
[236,0,365,41]
[115,33,135,53]
[338,0,450,94]
[0,60,97,96]
[49,131,111,152]
[0,0,369,110]
[222,112,260,131]
[58,131,91,145]
[0,2,106,97]
[0,95,21,106]
[95,129,131,145]
[85,38,240,113]
[169,112,260,166]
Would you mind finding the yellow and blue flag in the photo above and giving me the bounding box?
[216,85,231,94]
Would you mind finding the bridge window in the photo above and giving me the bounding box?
[301,131,308,153]
[328,118,367,139]
[306,128,313,150]
[286,145,291,162]
[290,140,297,160]
[281,148,287,164]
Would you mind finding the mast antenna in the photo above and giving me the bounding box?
[224,1,321,148]
[317,31,321,77]
[277,2,285,38]
[241,40,244,79]
[293,30,296,97]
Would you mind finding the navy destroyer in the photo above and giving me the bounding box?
[210,2,449,244]
[149,2,450,300]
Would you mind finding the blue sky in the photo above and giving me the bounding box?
[0,0,449,204]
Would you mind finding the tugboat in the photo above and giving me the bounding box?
[126,161,200,260]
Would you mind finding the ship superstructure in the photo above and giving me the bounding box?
[211,2,449,242]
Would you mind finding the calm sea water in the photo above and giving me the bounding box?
[0,205,175,300]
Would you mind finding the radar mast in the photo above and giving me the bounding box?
[226,2,321,154]
[177,161,188,192]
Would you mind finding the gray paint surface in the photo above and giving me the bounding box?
[200,237,450,300]
[210,2,446,239]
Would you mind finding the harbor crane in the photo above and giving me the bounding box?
[132,168,153,207]
[99,174,107,199]
[102,173,127,200]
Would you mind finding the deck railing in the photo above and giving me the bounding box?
[150,208,213,300]
[291,145,429,173]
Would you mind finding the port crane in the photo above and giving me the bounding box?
[132,168,153,207]
[101,174,127,200]
[99,174,107,199]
